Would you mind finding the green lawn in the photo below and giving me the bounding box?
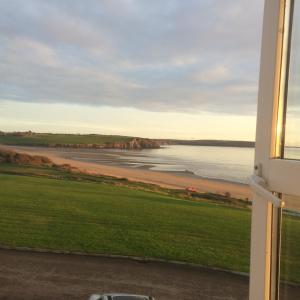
[0,172,251,273]
[281,212,300,284]
[0,169,299,283]
[0,133,132,146]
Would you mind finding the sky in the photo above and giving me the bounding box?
[0,0,265,140]
[285,2,300,148]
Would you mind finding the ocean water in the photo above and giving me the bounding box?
[114,145,255,184]
[51,145,300,184]
[284,147,300,160]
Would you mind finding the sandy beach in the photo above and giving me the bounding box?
[2,145,252,200]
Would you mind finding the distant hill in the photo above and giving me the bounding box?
[0,131,160,149]
[0,131,255,149]
[164,139,255,148]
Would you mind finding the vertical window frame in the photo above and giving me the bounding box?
[249,1,298,300]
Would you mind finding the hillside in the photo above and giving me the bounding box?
[0,148,53,166]
[0,131,255,149]
[0,131,161,149]
[0,164,252,275]
[165,139,255,148]
[0,147,82,172]
[0,163,299,283]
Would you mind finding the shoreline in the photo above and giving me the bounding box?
[1,145,252,199]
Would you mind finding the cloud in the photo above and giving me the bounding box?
[4,36,61,67]
[192,65,232,84]
[0,0,264,115]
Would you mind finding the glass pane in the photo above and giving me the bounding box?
[280,194,300,299]
[0,1,254,299]
[284,0,300,159]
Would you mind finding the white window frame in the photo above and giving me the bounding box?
[249,0,299,299]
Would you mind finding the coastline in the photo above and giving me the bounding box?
[1,145,252,200]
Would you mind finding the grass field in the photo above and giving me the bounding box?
[281,212,300,284]
[0,133,132,146]
[0,164,299,284]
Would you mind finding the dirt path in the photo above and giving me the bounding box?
[0,249,250,300]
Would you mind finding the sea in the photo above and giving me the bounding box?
[105,145,255,184]
[35,144,300,185]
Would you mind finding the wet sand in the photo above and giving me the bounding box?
[2,146,252,199]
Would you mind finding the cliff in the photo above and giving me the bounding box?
[0,132,161,150]
[47,138,161,149]
[0,131,254,149]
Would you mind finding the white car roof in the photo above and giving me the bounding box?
[89,293,153,300]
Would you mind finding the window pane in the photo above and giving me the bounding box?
[280,194,300,299]
[284,0,300,159]
[0,1,255,299]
